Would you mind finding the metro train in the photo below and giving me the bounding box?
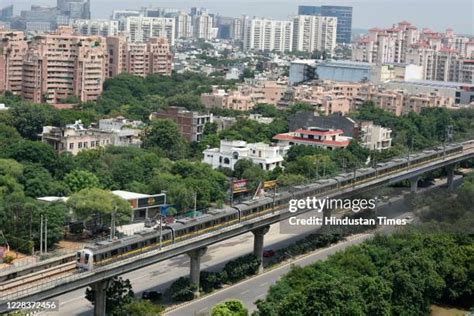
[76,142,466,270]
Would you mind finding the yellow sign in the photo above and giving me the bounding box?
[263,180,278,189]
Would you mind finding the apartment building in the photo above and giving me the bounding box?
[22,26,106,104]
[193,13,214,40]
[107,36,173,77]
[292,15,337,54]
[203,140,288,171]
[243,18,293,52]
[149,106,213,142]
[175,12,193,39]
[72,19,119,37]
[125,16,175,45]
[359,121,392,151]
[0,30,28,95]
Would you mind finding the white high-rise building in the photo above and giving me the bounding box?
[125,17,175,45]
[72,19,119,37]
[292,15,337,54]
[193,13,214,40]
[243,18,293,52]
[175,12,193,39]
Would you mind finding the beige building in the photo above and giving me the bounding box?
[107,36,173,78]
[22,26,106,104]
[42,120,115,155]
[0,30,28,95]
[243,18,293,52]
[124,16,175,45]
[292,15,337,55]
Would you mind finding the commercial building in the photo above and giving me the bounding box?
[292,15,337,54]
[193,13,214,40]
[22,26,107,104]
[57,0,90,20]
[298,5,353,44]
[0,5,13,21]
[317,60,372,83]
[273,127,351,150]
[243,18,293,52]
[124,16,175,45]
[203,140,288,171]
[149,106,213,142]
[106,36,173,77]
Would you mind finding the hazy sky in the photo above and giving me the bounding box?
[4,0,474,35]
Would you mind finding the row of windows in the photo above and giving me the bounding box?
[68,139,110,150]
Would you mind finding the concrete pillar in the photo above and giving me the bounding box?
[322,207,331,227]
[93,279,110,316]
[187,247,207,298]
[446,165,455,190]
[252,226,270,274]
[410,176,420,193]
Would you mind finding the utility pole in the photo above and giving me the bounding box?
[159,214,163,250]
[44,217,48,254]
[110,211,116,240]
[40,215,43,255]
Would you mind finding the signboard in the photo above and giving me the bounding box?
[137,194,166,209]
[263,180,278,189]
[232,179,248,193]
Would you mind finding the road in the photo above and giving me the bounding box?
[42,176,461,315]
[43,210,326,316]
[165,233,373,316]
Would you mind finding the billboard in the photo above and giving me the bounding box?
[129,194,166,209]
[263,180,278,189]
[232,179,248,193]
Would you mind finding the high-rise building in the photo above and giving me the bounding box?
[297,5,352,43]
[0,5,13,21]
[0,31,28,95]
[22,26,106,104]
[125,17,175,45]
[21,5,58,32]
[292,15,337,54]
[175,12,193,39]
[193,13,214,40]
[57,0,90,19]
[107,36,173,78]
[72,19,119,37]
[244,18,293,52]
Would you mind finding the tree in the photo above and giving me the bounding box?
[67,188,132,225]
[86,277,134,315]
[0,159,23,180]
[118,300,164,316]
[7,102,54,140]
[3,140,57,172]
[233,159,255,179]
[211,299,248,316]
[142,119,188,160]
[64,170,101,193]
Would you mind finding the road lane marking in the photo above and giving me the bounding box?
[240,289,250,295]
[259,282,268,287]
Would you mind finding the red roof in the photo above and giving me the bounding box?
[273,134,350,147]
[294,128,344,136]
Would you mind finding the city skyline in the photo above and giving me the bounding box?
[4,0,474,35]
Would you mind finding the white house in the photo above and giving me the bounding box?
[203,140,288,171]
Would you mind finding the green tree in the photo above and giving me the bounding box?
[3,140,57,172]
[118,300,164,316]
[7,102,54,140]
[64,170,101,193]
[142,119,188,160]
[86,277,134,315]
[67,188,132,224]
[211,299,248,316]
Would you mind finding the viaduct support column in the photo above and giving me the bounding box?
[446,165,455,190]
[93,279,111,316]
[410,176,420,193]
[252,225,270,274]
[187,247,207,298]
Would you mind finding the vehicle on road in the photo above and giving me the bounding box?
[142,290,162,301]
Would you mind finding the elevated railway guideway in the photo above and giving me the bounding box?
[1,140,473,315]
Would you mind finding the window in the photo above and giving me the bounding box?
[78,142,82,149]
[223,158,230,164]
[69,143,74,150]
[91,141,95,147]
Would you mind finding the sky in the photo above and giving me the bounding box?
[3,0,474,35]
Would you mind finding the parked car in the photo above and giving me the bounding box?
[142,290,162,301]
[263,250,275,258]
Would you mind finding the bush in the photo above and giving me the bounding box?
[2,255,14,264]
[167,277,196,302]
[223,254,260,283]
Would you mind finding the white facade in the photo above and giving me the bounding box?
[193,13,214,40]
[292,15,337,54]
[244,18,293,52]
[203,140,288,171]
[72,19,119,37]
[360,122,392,151]
[125,17,175,45]
[175,12,193,39]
